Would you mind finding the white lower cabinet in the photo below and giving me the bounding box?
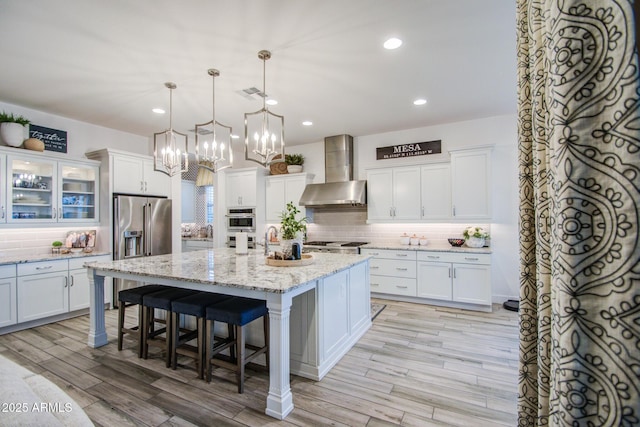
[290,261,370,380]
[362,249,417,296]
[417,252,491,306]
[14,255,112,325]
[0,265,17,328]
[17,260,69,323]
[362,247,492,310]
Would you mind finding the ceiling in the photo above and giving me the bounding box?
[0,0,517,146]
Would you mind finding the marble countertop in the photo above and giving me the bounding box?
[0,251,111,266]
[182,236,214,241]
[362,240,492,254]
[85,248,370,294]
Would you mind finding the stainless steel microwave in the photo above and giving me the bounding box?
[226,207,256,232]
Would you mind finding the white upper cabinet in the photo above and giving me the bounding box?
[225,169,257,207]
[3,150,100,224]
[450,147,492,220]
[265,173,312,222]
[366,166,421,221]
[420,163,451,220]
[112,153,170,197]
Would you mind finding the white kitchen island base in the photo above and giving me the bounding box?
[84,249,370,420]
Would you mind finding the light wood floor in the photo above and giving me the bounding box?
[0,299,519,426]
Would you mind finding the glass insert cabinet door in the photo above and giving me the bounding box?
[59,163,97,222]
[8,157,56,221]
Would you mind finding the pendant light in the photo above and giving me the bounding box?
[195,69,233,173]
[153,82,189,177]
[244,50,285,167]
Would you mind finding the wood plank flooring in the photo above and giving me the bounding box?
[0,299,519,426]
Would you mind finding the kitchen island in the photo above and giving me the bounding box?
[84,248,371,420]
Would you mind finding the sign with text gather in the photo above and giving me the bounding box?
[29,124,67,153]
[376,140,441,160]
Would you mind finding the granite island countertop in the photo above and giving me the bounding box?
[85,247,370,294]
[362,240,492,254]
[0,250,111,266]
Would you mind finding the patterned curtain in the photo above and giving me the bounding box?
[517,1,640,425]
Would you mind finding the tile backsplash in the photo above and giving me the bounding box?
[303,208,490,245]
[0,227,103,257]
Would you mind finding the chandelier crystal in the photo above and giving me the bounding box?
[195,69,233,173]
[244,50,285,167]
[154,82,189,177]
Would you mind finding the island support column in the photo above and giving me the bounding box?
[87,269,108,348]
[265,292,294,419]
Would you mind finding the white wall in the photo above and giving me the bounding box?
[0,101,149,157]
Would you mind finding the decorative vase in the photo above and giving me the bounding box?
[465,236,485,248]
[279,233,303,259]
[287,165,303,174]
[0,122,27,147]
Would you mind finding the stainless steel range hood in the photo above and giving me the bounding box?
[299,135,367,207]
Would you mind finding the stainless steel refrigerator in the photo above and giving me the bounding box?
[113,194,172,303]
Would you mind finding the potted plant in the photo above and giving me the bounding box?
[285,153,304,173]
[0,111,30,147]
[51,240,63,254]
[279,201,307,258]
[462,226,489,248]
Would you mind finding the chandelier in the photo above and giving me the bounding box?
[153,82,189,177]
[244,50,285,167]
[195,69,233,173]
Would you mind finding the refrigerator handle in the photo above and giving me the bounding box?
[145,202,152,256]
[113,197,120,260]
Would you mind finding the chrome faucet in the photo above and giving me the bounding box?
[206,224,213,238]
[265,226,278,256]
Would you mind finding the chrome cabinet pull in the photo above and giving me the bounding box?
[370,266,379,269]
[427,255,440,259]
[465,257,479,261]
[453,206,456,216]
[371,283,379,287]
[396,285,408,289]
[389,207,393,217]
[396,267,408,271]
[140,181,144,191]
[70,276,74,286]
[64,277,68,288]
[453,268,456,279]
[448,268,451,278]
[1,206,4,219]
[421,206,425,216]
[396,253,408,257]
[36,265,53,270]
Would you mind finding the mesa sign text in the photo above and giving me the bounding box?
[376,140,441,160]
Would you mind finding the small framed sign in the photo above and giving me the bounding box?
[29,124,68,153]
[376,139,441,160]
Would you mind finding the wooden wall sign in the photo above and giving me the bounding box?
[29,124,68,153]
[376,139,441,160]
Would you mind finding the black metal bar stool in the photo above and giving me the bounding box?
[141,288,200,367]
[170,291,233,378]
[204,297,269,393]
[117,284,171,357]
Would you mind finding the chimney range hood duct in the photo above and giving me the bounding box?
[299,135,367,207]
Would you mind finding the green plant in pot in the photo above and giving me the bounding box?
[285,153,304,173]
[279,202,307,259]
[0,111,30,148]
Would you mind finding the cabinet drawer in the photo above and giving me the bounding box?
[69,255,111,270]
[369,259,416,278]
[370,275,416,296]
[0,264,16,279]
[416,251,490,265]
[361,248,416,260]
[18,259,68,276]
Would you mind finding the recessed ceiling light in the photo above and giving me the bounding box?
[266,99,278,106]
[152,108,165,114]
[413,98,427,106]
[302,121,313,126]
[383,37,402,50]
